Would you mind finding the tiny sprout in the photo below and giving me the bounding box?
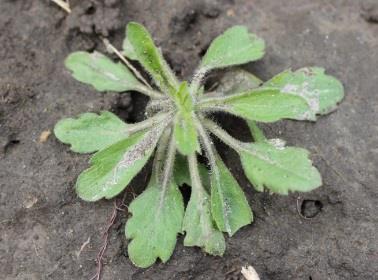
[54,22,344,268]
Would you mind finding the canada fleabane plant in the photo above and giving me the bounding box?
[54,22,344,268]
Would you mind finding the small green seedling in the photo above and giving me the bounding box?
[55,22,344,268]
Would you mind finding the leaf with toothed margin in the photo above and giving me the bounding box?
[263,67,344,119]
[65,51,142,92]
[182,157,225,255]
[125,177,184,268]
[76,124,164,201]
[199,26,265,72]
[210,156,253,236]
[127,22,179,94]
[201,88,312,122]
[54,111,128,153]
[240,142,322,194]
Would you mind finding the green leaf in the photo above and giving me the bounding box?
[215,68,263,95]
[213,69,267,142]
[127,22,179,94]
[240,142,322,194]
[173,112,199,155]
[183,154,225,255]
[125,178,184,268]
[76,125,163,201]
[200,26,265,71]
[183,184,225,255]
[247,121,266,142]
[65,51,142,92]
[173,82,200,155]
[210,157,253,236]
[173,155,210,190]
[54,111,128,153]
[264,67,344,118]
[122,37,138,60]
[202,88,312,122]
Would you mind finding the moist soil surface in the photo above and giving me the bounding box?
[1,1,377,279]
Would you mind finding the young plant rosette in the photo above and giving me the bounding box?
[54,22,344,268]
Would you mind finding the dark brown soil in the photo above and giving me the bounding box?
[1,0,377,279]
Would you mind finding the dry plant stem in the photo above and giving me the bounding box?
[102,38,150,88]
[51,0,71,13]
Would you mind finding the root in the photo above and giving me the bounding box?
[89,195,128,280]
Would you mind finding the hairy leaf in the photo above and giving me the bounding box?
[264,67,344,118]
[173,155,210,190]
[216,68,262,95]
[240,142,322,194]
[210,157,253,236]
[122,37,138,60]
[183,186,225,255]
[214,69,266,142]
[54,111,127,153]
[125,178,184,268]
[76,125,163,201]
[200,26,265,71]
[201,88,312,122]
[173,82,200,155]
[183,154,225,255]
[127,22,179,94]
[65,51,142,92]
[174,113,199,155]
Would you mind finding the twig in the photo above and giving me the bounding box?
[51,0,71,13]
[102,38,152,89]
